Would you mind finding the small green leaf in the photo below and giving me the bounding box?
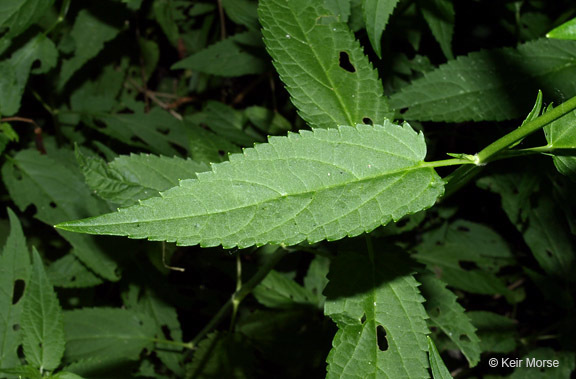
[185,332,255,379]
[0,365,42,379]
[56,123,444,249]
[63,308,156,362]
[245,106,292,135]
[0,0,55,40]
[418,0,455,60]
[467,311,517,354]
[303,255,330,307]
[414,220,516,296]
[253,270,317,309]
[78,151,208,207]
[324,250,430,378]
[390,39,576,122]
[547,17,576,41]
[0,34,58,116]
[362,0,400,58]
[22,249,65,371]
[2,148,119,281]
[47,254,103,288]
[221,0,259,30]
[419,274,480,367]
[427,337,452,379]
[59,10,121,87]
[153,0,183,47]
[259,0,393,129]
[0,209,31,370]
[544,108,576,178]
[171,31,268,77]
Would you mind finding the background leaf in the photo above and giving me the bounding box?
[57,123,444,249]
[63,308,156,363]
[259,0,393,129]
[389,39,576,122]
[21,249,65,372]
[427,337,452,379]
[362,0,400,58]
[418,0,454,60]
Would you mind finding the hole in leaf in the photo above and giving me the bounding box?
[362,117,373,125]
[158,128,170,135]
[70,276,76,282]
[218,150,226,156]
[512,188,519,195]
[399,107,408,114]
[130,135,147,145]
[430,326,438,333]
[12,280,25,304]
[360,314,367,324]
[93,119,107,129]
[376,325,388,351]
[339,51,356,73]
[161,325,172,340]
[49,202,57,208]
[459,334,472,343]
[17,345,24,360]
[546,249,553,258]
[458,261,479,271]
[12,324,20,331]
[456,225,470,232]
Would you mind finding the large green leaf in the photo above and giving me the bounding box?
[63,308,156,362]
[21,249,65,372]
[78,152,208,207]
[259,0,393,129]
[419,274,480,367]
[547,17,576,41]
[0,34,58,116]
[56,122,444,249]
[544,109,576,178]
[362,0,400,58]
[389,38,576,122]
[2,148,119,281]
[467,311,516,354]
[324,250,429,378]
[0,209,30,370]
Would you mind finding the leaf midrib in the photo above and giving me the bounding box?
[70,162,436,227]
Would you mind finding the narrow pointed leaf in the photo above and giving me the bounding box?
[0,209,30,370]
[21,249,65,371]
[427,337,452,379]
[56,123,444,249]
[419,274,480,367]
[389,38,576,122]
[547,17,576,41]
[418,0,455,60]
[362,0,400,58]
[259,0,393,129]
[324,250,430,378]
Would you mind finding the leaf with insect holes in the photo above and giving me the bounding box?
[56,122,444,249]
[324,250,430,378]
[259,0,393,129]
[0,209,30,370]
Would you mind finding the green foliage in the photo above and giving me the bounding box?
[1,0,576,378]
[259,0,393,129]
[57,123,444,248]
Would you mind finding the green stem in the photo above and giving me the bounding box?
[187,247,288,349]
[476,94,576,164]
[420,158,475,168]
[45,0,71,35]
[152,338,194,350]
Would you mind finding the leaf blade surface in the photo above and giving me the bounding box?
[57,123,444,248]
